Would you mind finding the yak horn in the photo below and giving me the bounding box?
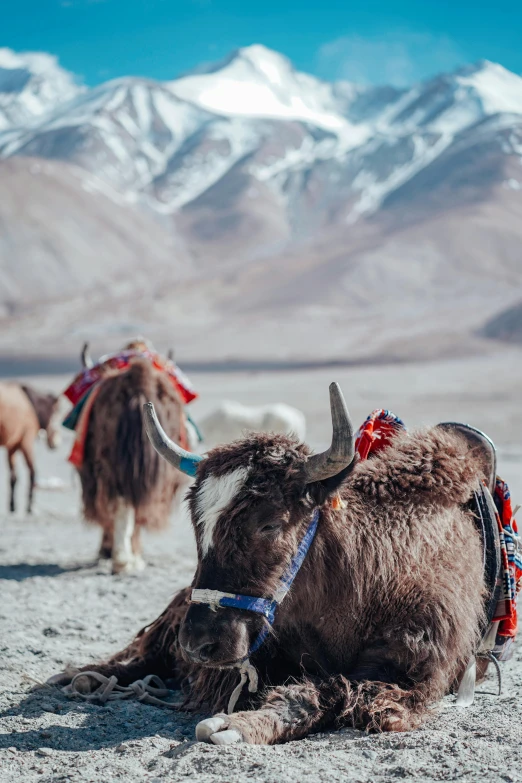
[167,348,174,362]
[81,342,93,369]
[144,402,203,477]
[304,382,355,483]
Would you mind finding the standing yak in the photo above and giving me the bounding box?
[73,342,193,573]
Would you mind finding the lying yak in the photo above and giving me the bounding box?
[0,382,61,513]
[74,347,190,573]
[55,383,497,743]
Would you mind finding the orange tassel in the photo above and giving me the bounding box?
[331,493,346,510]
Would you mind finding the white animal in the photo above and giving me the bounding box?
[198,400,306,447]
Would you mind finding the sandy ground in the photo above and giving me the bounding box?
[1,351,521,783]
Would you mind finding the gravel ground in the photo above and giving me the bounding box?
[1,355,521,783]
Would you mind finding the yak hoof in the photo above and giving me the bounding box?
[210,729,244,745]
[112,560,133,575]
[196,715,244,745]
[112,555,146,575]
[196,715,228,742]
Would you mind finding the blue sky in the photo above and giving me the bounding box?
[3,0,522,86]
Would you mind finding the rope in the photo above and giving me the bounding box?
[62,671,182,709]
[227,659,259,715]
[191,589,236,612]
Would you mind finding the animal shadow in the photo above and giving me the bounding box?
[0,561,99,581]
[0,686,200,752]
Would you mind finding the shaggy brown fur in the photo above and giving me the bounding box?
[66,426,490,744]
[78,360,187,565]
[0,382,59,513]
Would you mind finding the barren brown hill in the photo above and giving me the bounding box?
[482,301,522,344]
[0,157,192,316]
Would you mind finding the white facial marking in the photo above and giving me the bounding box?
[196,467,249,556]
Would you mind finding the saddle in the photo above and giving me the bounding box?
[358,411,521,708]
[438,423,521,706]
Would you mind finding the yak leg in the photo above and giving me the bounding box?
[131,525,145,570]
[20,440,36,514]
[98,528,113,560]
[196,676,427,746]
[7,449,17,513]
[112,504,145,574]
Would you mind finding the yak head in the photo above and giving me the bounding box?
[143,384,355,668]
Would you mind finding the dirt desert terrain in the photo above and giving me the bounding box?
[1,352,521,783]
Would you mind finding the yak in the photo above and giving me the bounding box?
[54,382,496,744]
[75,351,190,573]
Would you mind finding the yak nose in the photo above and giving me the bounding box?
[180,637,219,663]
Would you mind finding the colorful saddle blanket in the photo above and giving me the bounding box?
[63,349,198,408]
[63,350,198,468]
[358,409,521,662]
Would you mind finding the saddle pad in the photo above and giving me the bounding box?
[63,349,198,407]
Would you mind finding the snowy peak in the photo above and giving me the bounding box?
[0,47,82,130]
[0,74,214,197]
[169,43,349,132]
[373,58,522,142]
[193,44,294,80]
[227,44,299,85]
[169,48,522,144]
[455,59,522,116]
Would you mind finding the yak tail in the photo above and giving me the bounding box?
[80,359,184,527]
[113,371,164,510]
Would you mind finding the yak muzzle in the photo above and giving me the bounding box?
[179,604,250,667]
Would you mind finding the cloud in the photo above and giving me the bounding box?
[317,29,468,87]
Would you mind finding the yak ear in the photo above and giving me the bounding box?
[305,460,357,506]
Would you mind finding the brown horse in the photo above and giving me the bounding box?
[0,382,61,513]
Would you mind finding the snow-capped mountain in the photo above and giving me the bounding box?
[169,45,358,131]
[1,45,522,362]
[2,45,521,233]
[0,48,82,131]
[0,77,215,199]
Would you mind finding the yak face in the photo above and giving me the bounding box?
[144,382,356,668]
[178,435,317,667]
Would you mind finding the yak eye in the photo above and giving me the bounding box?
[259,521,282,534]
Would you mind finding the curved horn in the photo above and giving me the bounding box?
[144,402,202,477]
[81,342,93,369]
[304,383,355,483]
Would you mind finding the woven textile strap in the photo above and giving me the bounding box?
[191,589,277,623]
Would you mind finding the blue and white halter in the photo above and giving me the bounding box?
[190,508,320,713]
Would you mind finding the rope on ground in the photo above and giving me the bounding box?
[61,671,183,709]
